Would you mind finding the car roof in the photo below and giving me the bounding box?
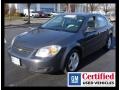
[58,12,103,17]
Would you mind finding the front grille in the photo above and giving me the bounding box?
[12,45,34,57]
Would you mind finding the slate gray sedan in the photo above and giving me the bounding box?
[8,13,113,73]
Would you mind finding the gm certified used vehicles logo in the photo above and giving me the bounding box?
[67,72,115,87]
[8,13,113,74]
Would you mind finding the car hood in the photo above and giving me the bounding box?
[14,29,74,49]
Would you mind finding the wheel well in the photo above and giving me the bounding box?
[107,33,113,40]
[109,29,113,36]
[69,46,83,58]
[62,46,83,71]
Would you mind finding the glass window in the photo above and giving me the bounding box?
[95,16,108,28]
[87,16,95,28]
[41,15,84,32]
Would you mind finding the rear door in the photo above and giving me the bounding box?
[95,15,109,49]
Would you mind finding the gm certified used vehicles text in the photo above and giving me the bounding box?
[8,13,113,73]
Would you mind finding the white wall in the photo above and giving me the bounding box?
[17,4,56,13]
[39,4,55,12]
[15,4,88,13]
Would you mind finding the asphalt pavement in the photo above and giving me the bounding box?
[4,22,116,87]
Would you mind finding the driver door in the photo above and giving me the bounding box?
[82,16,101,57]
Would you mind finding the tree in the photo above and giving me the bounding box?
[10,4,16,16]
[68,4,71,13]
[4,4,9,15]
[65,4,71,13]
[7,4,16,20]
[26,3,31,24]
[86,4,89,12]
[70,4,75,12]
[103,4,112,14]
[87,4,99,12]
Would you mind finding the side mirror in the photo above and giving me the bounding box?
[86,27,95,33]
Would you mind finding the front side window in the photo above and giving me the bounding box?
[85,16,96,32]
[41,15,84,32]
[87,16,95,28]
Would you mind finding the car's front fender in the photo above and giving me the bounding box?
[59,42,83,70]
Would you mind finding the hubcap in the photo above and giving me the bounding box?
[68,52,79,71]
[107,37,111,49]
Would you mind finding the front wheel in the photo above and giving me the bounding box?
[64,49,80,73]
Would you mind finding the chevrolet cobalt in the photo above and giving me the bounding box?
[8,13,113,73]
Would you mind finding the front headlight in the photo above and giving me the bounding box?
[35,45,61,58]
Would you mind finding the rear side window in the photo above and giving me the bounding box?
[95,16,108,28]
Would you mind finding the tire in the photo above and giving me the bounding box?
[32,15,34,18]
[105,35,112,50]
[64,49,80,73]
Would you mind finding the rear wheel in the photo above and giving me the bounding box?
[105,35,112,50]
[64,49,80,73]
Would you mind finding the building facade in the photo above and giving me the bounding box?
[10,3,86,13]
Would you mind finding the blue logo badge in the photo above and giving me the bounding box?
[67,72,81,87]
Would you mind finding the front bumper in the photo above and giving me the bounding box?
[8,47,65,73]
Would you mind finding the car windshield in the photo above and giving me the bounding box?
[41,15,84,32]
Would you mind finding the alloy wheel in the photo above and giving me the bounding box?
[68,52,79,71]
